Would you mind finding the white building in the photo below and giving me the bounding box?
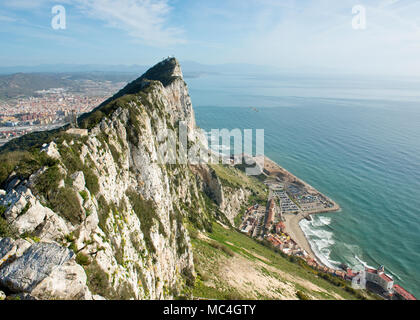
[351,270,366,290]
[365,266,394,292]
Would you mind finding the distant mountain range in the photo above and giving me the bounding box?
[0,72,140,100]
[0,61,292,100]
[0,60,333,76]
[0,64,148,75]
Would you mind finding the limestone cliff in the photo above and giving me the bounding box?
[0,58,258,300]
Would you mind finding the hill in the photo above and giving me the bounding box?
[0,58,373,300]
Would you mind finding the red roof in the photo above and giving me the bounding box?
[379,273,393,283]
[366,267,393,282]
[346,269,357,278]
[393,285,417,300]
[276,222,285,230]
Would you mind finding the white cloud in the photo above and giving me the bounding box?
[74,0,185,46]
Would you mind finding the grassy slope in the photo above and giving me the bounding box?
[209,164,266,196]
[187,222,377,300]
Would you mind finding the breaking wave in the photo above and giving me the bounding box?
[299,216,340,269]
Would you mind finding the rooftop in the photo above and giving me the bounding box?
[379,273,393,283]
[393,284,417,300]
[366,267,393,283]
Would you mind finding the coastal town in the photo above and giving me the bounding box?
[238,156,417,300]
[0,80,126,147]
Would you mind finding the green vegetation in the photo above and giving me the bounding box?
[208,240,234,257]
[97,195,111,234]
[84,259,137,300]
[108,143,121,164]
[57,141,99,195]
[20,202,31,216]
[188,222,371,300]
[209,164,266,197]
[173,207,187,256]
[96,132,122,165]
[49,187,83,225]
[208,164,268,228]
[32,165,83,225]
[23,233,40,243]
[33,165,62,195]
[76,252,91,266]
[296,290,311,300]
[0,205,18,238]
[84,260,112,298]
[181,191,215,233]
[0,216,13,238]
[126,189,163,254]
[0,149,58,188]
[126,107,143,147]
[79,93,139,130]
[79,190,89,202]
[84,168,99,196]
[138,57,181,87]
[0,128,64,154]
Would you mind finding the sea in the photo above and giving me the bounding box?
[188,70,420,297]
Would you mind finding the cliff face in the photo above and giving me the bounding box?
[0,58,253,300]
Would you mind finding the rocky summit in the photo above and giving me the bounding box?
[0,58,257,300]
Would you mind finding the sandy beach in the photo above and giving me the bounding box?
[258,155,339,267]
[283,212,327,267]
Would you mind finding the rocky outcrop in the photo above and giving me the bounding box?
[30,259,92,300]
[0,58,255,300]
[192,165,252,225]
[0,242,74,292]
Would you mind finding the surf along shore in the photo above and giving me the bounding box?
[256,156,340,267]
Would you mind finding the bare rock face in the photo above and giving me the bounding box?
[41,141,60,160]
[31,260,92,300]
[35,211,70,243]
[0,58,253,300]
[0,238,32,268]
[0,238,14,255]
[12,201,49,235]
[70,171,85,192]
[0,242,74,293]
[0,238,15,266]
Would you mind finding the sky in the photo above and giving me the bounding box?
[1,0,420,75]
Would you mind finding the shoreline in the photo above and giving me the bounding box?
[260,156,340,269]
[283,212,329,268]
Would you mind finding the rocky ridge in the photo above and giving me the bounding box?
[0,58,262,300]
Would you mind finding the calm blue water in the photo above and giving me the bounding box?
[188,72,420,297]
